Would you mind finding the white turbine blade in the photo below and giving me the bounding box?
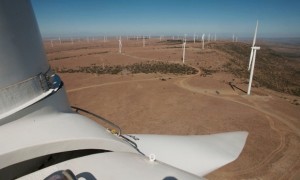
[248,49,254,71]
[252,20,259,46]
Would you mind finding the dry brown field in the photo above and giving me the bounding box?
[44,38,300,179]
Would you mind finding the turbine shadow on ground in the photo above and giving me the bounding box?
[228,82,247,94]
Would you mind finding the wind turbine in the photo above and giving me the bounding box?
[232,34,235,42]
[214,33,216,41]
[182,37,186,63]
[202,34,205,49]
[193,33,196,44]
[119,36,122,53]
[247,21,260,95]
[208,33,210,42]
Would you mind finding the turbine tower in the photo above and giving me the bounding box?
[119,36,122,53]
[182,38,186,64]
[193,33,196,44]
[202,34,205,49]
[247,21,260,95]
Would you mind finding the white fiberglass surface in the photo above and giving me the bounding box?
[127,131,248,176]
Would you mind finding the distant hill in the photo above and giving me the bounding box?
[212,42,300,96]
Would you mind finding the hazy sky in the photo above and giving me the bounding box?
[31,0,300,38]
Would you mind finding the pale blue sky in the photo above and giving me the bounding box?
[31,0,300,38]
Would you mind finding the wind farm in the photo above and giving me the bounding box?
[1,0,299,179]
[42,31,300,179]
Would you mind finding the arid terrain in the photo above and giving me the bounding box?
[44,37,300,179]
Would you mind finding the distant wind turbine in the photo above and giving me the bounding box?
[202,34,205,49]
[193,33,196,44]
[247,21,260,95]
[119,36,122,53]
[182,37,186,63]
[50,39,53,47]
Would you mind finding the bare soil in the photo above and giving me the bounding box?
[45,38,300,179]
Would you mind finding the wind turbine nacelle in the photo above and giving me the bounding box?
[252,46,261,50]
